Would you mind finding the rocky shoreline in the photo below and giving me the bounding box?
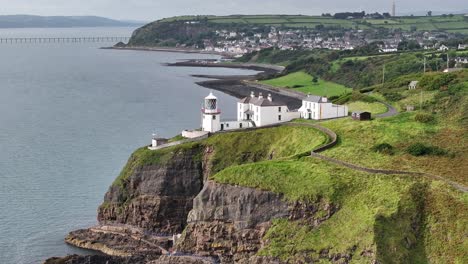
[167,60,303,110]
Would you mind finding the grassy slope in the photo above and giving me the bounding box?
[210,72,468,263]
[318,112,467,185]
[346,101,388,115]
[112,125,327,188]
[260,72,351,97]
[212,156,467,263]
[158,14,468,32]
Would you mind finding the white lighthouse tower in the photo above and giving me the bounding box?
[201,92,221,133]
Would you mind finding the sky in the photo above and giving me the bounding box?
[0,0,466,21]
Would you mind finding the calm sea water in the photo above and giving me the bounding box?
[0,27,256,264]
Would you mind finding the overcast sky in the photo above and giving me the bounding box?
[0,0,465,21]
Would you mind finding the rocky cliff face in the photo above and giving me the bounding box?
[60,142,339,263]
[98,146,205,234]
[175,181,338,263]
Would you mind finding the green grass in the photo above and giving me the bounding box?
[260,72,351,97]
[158,14,468,32]
[346,101,388,115]
[212,156,467,263]
[319,112,467,185]
[204,125,328,174]
[113,125,327,188]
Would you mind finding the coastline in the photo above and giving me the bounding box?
[102,46,226,56]
[167,60,303,110]
[46,56,304,263]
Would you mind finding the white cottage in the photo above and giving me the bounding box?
[237,92,300,127]
[298,95,348,120]
[408,81,419,90]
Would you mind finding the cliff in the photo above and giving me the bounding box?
[53,124,467,264]
[98,144,205,234]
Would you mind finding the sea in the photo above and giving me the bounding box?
[0,27,257,264]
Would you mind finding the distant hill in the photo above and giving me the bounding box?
[0,15,145,28]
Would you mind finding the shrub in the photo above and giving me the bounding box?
[406,143,447,156]
[383,92,404,102]
[414,113,435,123]
[372,143,394,155]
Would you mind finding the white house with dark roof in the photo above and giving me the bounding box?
[200,92,299,133]
[237,92,300,127]
[298,95,348,120]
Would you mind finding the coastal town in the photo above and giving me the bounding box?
[200,25,468,56]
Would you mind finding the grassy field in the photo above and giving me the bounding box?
[319,112,467,185]
[212,152,467,263]
[260,72,352,97]
[113,125,328,188]
[159,14,468,32]
[346,101,388,115]
[204,125,328,174]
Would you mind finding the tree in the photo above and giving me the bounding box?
[312,76,319,84]
[427,11,432,16]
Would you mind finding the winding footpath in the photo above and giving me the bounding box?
[299,122,468,193]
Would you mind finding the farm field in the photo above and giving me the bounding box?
[260,72,352,97]
[158,14,468,32]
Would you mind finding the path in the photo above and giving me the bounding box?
[375,100,398,118]
[302,122,468,193]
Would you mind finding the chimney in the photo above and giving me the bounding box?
[322,97,328,103]
[267,93,272,102]
[250,91,255,98]
[258,92,263,99]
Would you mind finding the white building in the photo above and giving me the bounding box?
[237,92,300,127]
[201,92,222,133]
[298,95,348,120]
[408,81,419,90]
[201,92,252,133]
[438,44,449,51]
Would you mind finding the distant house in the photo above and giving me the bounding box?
[408,81,419,90]
[352,111,371,121]
[298,95,348,120]
[443,68,463,73]
[406,105,415,112]
[458,44,467,50]
[455,57,468,64]
[438,44,449,51]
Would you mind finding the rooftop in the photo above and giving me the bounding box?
[240,92,287,107]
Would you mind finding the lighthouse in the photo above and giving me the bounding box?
[201,92,221,133]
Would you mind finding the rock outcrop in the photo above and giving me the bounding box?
[176,181,291,263]
[98,146,204,234]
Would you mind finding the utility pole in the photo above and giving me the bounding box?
[423,57,426,73]
[382,65,386,85]
[447,53,450,70]
[420,90,423,110]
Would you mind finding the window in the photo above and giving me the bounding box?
[212,115,216,120]
[278,107,282,112]
[278,115,282,121]
[226,124,229,128]
[240,123,243,128]
[256,107,259,112]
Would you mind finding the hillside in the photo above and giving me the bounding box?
[126,14,468,47]
[158,14,468,33]
[0,15,143,28]
[52,69,468,263]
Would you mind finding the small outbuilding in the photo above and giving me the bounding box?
[406,105,415,112]
[408,81,419,90]
[151,134,168,148]
[352,111,371,121]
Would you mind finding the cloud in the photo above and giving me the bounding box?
[0,0,464,20]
